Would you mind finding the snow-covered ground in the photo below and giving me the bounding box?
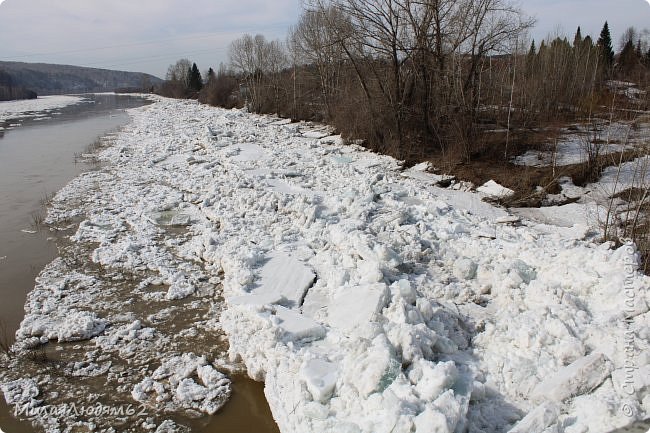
[0,95,85,125]
[514,120,648,167]
[2,98,649,432]
[513,154,650,231]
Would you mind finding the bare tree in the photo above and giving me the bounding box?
[166,58,192,88]
[302,0,533,159]
[289,6,352,118]
[229,34,288,112]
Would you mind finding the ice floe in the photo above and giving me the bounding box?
[0,95,85,124]
[132,353,231,415]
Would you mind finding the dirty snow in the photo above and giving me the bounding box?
[2,97,648,433]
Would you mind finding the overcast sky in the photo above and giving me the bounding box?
[0,0,649,79]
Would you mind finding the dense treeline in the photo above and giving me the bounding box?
[0,69,37,101]
[161,0,650,165]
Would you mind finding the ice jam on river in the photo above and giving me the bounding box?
[1,97,648,432]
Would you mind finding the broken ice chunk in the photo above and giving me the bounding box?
[408,359,458,401]
[507,402,560,433]
[231,142,268,162]
[133,353,231,415]
[229,292,287,307]
[530,352,612,402]
[391,279,417,304]
[272,306,326,342]
[303,129,332,139]
[326,283,390,332]
[165,277,195,300]
[18,310,107,343]
[414,407,449,432]
[511,259,537,284]
[344,336,400,397]
[477,180,514,198]
[252,252,316,307]
[155,420,183,433]
[453,258,478,280]
[1,379,41,410]
[175,378,208,403]
[300,358,339,402]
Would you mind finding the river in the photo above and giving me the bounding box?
[0,95,148,340]
[0,94,278,433]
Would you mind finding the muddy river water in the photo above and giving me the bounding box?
[0,94,278,432]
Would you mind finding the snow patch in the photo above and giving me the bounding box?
[477,180,514,199]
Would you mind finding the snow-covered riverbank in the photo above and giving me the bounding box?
[2,98,648,432]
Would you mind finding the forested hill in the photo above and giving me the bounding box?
[0,68,37,101]
[0,61,163,96]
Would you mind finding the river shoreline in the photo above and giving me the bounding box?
[1,96,279,433]
[1,96,648,433]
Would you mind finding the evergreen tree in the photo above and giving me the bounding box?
[618,39,638,75]
[550,37,571,52]
[206,67,216,86]
[573,26,583,47]
[597,21,615,67]
[189,63,203,92]
[526,40,537,76]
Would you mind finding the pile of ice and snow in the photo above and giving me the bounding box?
[2,97,648,433]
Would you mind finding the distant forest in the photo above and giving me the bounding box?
[0,61,163,100]
[0,69,36,101]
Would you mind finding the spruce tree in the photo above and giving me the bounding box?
[526,40,537,77]
[618,39,638,75]
[189,63,203,92]
[206,67,216,86]
[597,21,615,67]
[573,26,582,47]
